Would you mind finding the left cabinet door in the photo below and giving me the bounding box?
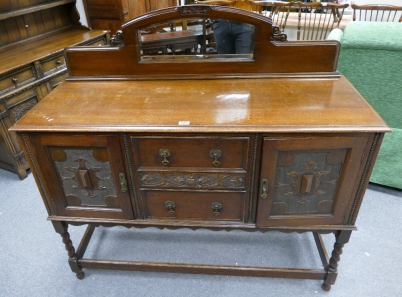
[29,133,134,220]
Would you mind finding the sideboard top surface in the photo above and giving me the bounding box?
[10,76,390,133]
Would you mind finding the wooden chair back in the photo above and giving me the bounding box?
[297,1,349,41]
[351,4,402,22]
[249,1,293,32]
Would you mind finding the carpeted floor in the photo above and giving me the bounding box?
[1,168,401,297]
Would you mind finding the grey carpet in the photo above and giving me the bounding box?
[1,168,401,297]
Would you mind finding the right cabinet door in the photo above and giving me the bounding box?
[256,135,371,227]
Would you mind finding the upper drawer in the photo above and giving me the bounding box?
[0,66,36,95]
[82,36,108,47]
[41,54,65,75]
[132,136,251,171]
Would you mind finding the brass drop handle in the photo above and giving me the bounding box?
[165,201,175,215]
[211,202,222,216]
[119,173,127,193]
[210,149,221,167]
[260,179,268,198]
[159,148,170,166]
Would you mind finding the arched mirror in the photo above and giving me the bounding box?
[137,17,255,61]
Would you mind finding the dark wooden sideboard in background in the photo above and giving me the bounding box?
[0,0,109,179]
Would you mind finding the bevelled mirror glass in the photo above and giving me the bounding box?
[137,18,255,61]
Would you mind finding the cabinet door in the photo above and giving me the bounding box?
[256,135,370,227]
[30,134,134,220]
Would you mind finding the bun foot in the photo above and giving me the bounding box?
[76,271,85,280]
[321,283,331,291]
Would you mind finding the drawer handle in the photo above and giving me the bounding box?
[260,179,268,198]
[211,202,222,216]
[210,149,221,167]
[159,148,170,166]
[165,201,175,215]
[12,77,18,84]
[56,60,62,65]
[119,173,127,193]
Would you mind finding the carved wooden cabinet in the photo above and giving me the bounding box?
[0,0,109,179]
[11,6,390,291]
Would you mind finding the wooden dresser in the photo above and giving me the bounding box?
[0,0,109,179]
[10,5,390,291]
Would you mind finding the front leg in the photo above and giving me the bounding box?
[52,221,85,279]
[322,230,352,291]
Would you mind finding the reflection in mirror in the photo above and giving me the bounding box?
[138,18,255,61]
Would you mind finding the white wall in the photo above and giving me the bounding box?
[76,0,88,27]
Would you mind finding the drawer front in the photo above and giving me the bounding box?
[41,54,65,75]
[81,36,108,47]
[4,89,39,124]
[0,66,36,95]
[48,71,68,89]
[133,136,250,170]
[144,190,244,221]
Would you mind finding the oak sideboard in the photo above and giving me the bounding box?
[10,5,390,291]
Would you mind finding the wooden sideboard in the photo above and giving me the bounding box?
[10,5,390,291]
[0,0,109,179]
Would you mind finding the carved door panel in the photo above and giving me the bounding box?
[30,133,134,220]
[256,135,370,227]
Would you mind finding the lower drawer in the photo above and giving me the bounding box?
[144,190,245,221]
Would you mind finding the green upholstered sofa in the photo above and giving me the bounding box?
[328,22,402,189]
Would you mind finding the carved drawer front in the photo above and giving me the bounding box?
[29,134,134,220]
[0,66,36,96]
[132,136,250,171]
[5,89,39,124]
[41,54,66,76]
[256,135,372,227]
[144,190,244,221]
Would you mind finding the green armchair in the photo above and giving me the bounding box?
[329,22,402,189]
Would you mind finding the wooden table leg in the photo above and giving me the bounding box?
[322,230,352,291]
[52,221,85,279]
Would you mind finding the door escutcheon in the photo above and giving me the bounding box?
[119,173,127,192]
[260,179,268,198]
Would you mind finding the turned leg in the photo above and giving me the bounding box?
[322,230,352,291]
[52,221,85,279]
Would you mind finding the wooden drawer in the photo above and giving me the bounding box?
[48,72,68,89]
[41,54,65,75]
[144,190,244,221]
[0,66,36,95]
[133,136,250,171]
[82,36,108,47]
[5,89,39,125]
